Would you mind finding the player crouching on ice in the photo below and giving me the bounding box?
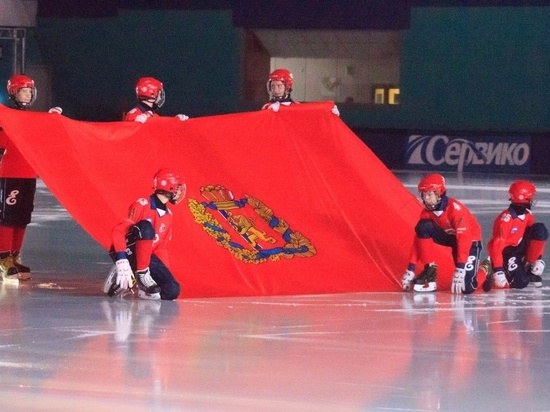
[103,169,185,300]
[483,180,548,289]
[401,174,483,294]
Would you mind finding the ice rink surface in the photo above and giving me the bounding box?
[1,172,550,411]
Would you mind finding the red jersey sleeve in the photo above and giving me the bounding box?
[446,198,482,265]
[111,198,148,252]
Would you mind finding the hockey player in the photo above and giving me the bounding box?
[125,77,189,123]
[485,180,547,289]
[262,68,297,111]
[103,168,185,300]
[401,174,483,294]
[262,68,340,115]
[0,74,62,281]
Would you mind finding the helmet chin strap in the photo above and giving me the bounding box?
[511,203,530,215]
[271,92,292,103]
[424,201,441,211]
[155,191,170,204]
[13,100,31,110]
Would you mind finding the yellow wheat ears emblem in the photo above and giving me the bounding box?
[188,185,316,264]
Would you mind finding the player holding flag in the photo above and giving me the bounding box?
[103,168,185,300]
[401,174,483,294]
[0,74,62,281]
[125,77,189,123]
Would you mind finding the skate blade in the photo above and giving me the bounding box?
[138,289,161,300]
[413,281,437,292]
[102,265,117,294]
[115,287,135,299]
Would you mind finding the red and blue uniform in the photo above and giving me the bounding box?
[0,106,37,261]
[487,205,547,287]
[407,196,482,293]
[111,194,180,300]
[408,196,482,269]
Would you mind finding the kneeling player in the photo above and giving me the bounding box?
[401,174,483,294]
[103,169,185,300]
[485,180,547,289]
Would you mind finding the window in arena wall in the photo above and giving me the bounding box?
[250,29,401,104]
[373,84,400,105]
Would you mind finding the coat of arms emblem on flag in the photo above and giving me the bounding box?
[188,185,316,263]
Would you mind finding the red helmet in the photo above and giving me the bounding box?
[154,168,186,205]
[509,180,536,205]
[267,68,293,99]
[418,174,446,196]
[135,77,165,108]
[7,74,37,108]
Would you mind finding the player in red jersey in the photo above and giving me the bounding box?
[103,168,185,300]
[262,68,298,111]
[484,180,547,289]
[0,74,62,281]
[125,77,189,123]
[262,68,340,115]
[401,174,483,294]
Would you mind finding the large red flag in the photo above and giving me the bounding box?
[0,102,454,297]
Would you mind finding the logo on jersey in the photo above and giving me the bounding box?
[6,190,19,205]
[188,185,316,263]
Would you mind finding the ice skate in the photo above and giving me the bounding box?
[12,253,30,272]
[103,265,134,298]
[413,263,437,292]
[135,268,161,300]
[530,274,543,288]
[0,255,30,281]
[529,259,544,288]
[479,259,493,292]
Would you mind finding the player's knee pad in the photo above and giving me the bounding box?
[415,219,437,238]
[527,223,549,241]
[161,281,181,301]
[510,271,530,289]
[131,220,156,240]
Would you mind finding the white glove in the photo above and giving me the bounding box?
[401,270,415,291]
[268,101,280,112]
[115,259,134,290]
[451,267,466,294]
[531,259,545,276]
[331,105,340,116]
[494,270,509,288]
[175,114,189,121]
[135,113,149,123]
[48,106,63,114]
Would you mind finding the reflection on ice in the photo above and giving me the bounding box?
[1,173,549,410]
